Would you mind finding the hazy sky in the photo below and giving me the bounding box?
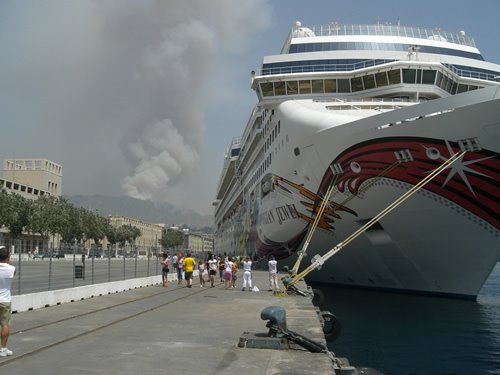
[1,0,499,215]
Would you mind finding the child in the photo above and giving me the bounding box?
[198,259,206,287]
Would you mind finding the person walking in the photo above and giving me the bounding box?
[160,253,170,287]
[223,257,233,289]
[198,259,206,288]
[0,246,15,357]
[176,252,184,286]
[218,256,225,283]
[208,254,217,287]
[172,253,178,279]
[268,255,279,293]
[183,252,196,288]
[231,258,238,289]
[241,256,253,291]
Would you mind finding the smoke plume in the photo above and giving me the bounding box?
[0,0,271,209]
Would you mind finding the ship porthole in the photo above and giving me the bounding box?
[350,162,361,173]
[426,147,440,160]
[294,147,300,156]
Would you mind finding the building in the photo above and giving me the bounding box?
[0,158,63,252]
[2,158,62,197]
[101,216,164,256]
[183,231,214,256]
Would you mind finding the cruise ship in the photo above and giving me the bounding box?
[213,21,500,299]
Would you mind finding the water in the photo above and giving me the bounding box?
[313,263,500,375]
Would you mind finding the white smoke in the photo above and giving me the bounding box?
[0,0,271,208]
[111,0,271,201]
[122,119,198,200]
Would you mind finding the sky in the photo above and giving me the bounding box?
[1,0,499,216]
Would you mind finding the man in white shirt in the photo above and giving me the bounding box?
[241,256,253,291]
[268,255,279,293]
[0,245,16,357]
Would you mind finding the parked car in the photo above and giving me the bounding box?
[33,252,48,259]
[51,252,65,259]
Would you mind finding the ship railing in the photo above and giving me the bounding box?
[317,97,417,104]
[443,64,499,82]
[260,59,394,76]
[299,23,476,48]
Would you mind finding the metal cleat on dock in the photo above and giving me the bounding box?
[238,306,384,374]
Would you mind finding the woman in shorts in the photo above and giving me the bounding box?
[223,257,233,289]
[160,253,170,287]
[208,254,218,287]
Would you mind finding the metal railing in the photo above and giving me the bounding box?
[260,59,394,76]
[303,23,476,47]
[5,243,213,296]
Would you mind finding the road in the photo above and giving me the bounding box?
[10,257,162,295]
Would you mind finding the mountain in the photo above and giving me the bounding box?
[66,195,214,230]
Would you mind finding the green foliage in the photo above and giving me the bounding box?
[161,229,183,249]
[0,191,138,249]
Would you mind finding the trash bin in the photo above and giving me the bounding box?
[74,265,84,279]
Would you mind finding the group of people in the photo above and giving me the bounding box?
[159,251,280,293]
[0,245,282,359]
[160,251,196,288]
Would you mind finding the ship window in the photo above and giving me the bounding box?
[299,80,312,94]
[275,82,286,96]
[363,74,376,90]
[286,81,299,95]
[278,121,280,133]
[388,69,401,85]
[402,69,416,84]
[375,72,388,87]
[440,75,448,90]
[457,84,468,93]
[416,69,422,84]
[294,147,300,156]
[422,70,436,84]
[351,77,363,92]
[450,81,458,94]
[468,85,478,91]
[436,72,443,87]
[324,79,336,93]
[261,82,274,97]
[444,77,452,92]
[311,79,324,93]
[337,79,350,93]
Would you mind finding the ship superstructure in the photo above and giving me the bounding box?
[214,22,500,298]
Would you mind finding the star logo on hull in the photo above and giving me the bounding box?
[423,140,494,197]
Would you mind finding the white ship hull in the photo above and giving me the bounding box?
[214,22,500,299]
[221,88,500,299]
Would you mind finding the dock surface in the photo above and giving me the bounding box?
[1,270,335,374]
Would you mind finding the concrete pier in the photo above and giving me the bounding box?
[1,270,344,374]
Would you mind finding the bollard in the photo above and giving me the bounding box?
[261,306,287,337]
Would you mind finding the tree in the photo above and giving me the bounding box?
[161,229,183,250]
[3,193,32,251]
[0,189,11,228]
[29,195,62,250]
[105,222,118,255]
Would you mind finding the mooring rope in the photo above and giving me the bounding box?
[281,150,465,291]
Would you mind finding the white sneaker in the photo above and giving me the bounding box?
[0,348,13,356]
